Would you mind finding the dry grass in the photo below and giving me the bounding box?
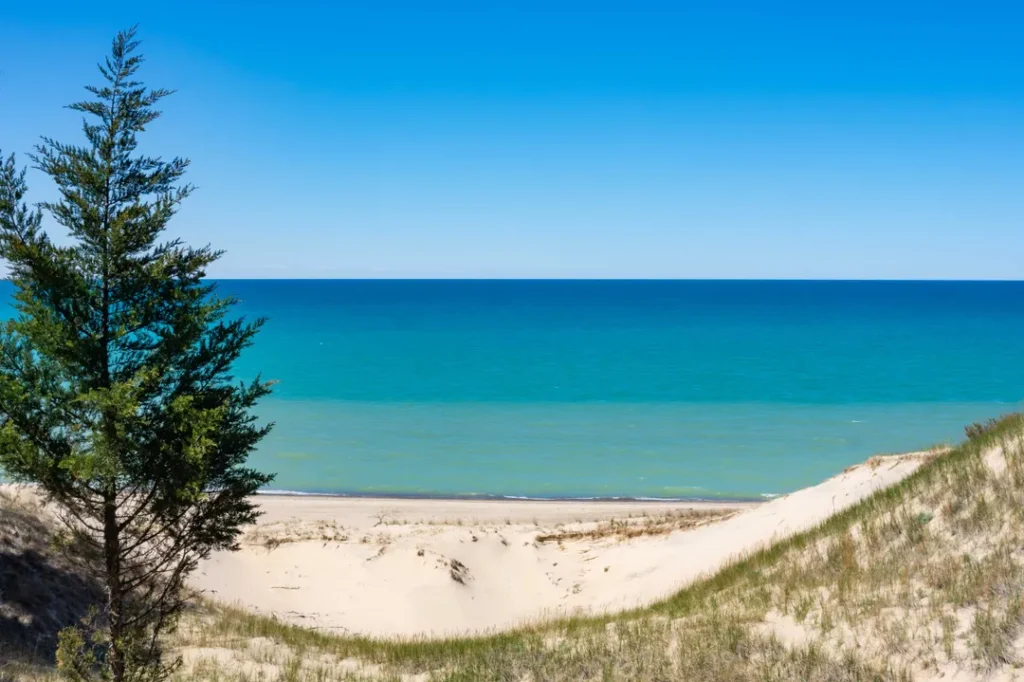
[162,604,908,682]
[241,520,351,550]
[535,508,737,544]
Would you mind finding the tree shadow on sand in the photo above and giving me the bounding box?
[0,491,104,671]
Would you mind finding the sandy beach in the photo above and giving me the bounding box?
[193,451,935,638]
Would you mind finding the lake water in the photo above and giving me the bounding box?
[212,280,1023,499]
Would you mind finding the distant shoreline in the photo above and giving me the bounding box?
[255,488,771,503]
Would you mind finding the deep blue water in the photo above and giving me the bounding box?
[7,280,1024,498]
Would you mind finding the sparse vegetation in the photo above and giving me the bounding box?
[241,520,350,549]
[964,415,1012,441]
[535,508,735,544]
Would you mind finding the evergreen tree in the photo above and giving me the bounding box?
[0,28,274,681]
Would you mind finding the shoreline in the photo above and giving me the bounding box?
[239,493,750,528]
[255,488,770,503]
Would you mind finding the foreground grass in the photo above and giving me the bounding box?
[6,415,1024,681]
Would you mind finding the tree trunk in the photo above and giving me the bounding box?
[104,495,125,682]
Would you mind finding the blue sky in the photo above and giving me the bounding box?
[2,1,1023,278]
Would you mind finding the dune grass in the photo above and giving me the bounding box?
[6,415,1024,681]
[533,507,736,544]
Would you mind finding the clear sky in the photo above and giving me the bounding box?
[2,1,1023,279]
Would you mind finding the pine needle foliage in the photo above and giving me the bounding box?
[0,28,274,682]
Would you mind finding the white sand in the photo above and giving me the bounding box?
[193,451,932,638]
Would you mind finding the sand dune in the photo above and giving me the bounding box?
[193,451,934,638]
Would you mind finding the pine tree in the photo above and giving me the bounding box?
[0,28,274,681]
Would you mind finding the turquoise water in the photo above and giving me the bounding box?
[220,280,1024,499]
[6,280,1024,499]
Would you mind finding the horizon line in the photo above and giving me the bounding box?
[199,277,1024,282]
[4,276,1023,283]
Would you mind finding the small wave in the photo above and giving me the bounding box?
[256,488,761,503]
[257,489,337,497]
